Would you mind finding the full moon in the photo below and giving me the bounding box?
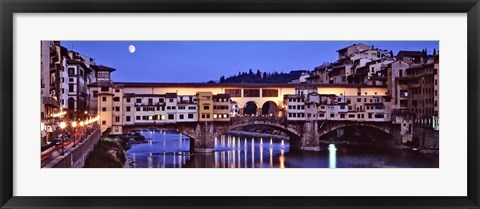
[128,45,136,53]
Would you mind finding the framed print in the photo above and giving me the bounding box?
[1,0,479,208]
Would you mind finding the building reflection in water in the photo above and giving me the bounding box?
[328,144,337,168]
[209,136,288,168]
[125,130,439,168]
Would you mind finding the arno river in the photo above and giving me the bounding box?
[125,130,439,168]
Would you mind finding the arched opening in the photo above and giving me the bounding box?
[67,97,76,119]
[230,101,241,117]
[319,125,395,146]
[261,101,278,117]
[243,101,259,116]
[123,128,192,168]
[68,97,75,110]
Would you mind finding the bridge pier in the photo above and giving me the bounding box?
[190,122,215,153]
[291,120,320,151]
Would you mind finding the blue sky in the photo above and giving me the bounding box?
[61,41,439,82]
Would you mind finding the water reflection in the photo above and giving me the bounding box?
[125,130,438,168]
[328,144,337,168]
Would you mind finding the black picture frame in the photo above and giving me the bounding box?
[1,0,479,208]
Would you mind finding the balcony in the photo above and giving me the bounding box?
[42,96,60,108]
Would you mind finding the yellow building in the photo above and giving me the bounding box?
[197,92,214,121]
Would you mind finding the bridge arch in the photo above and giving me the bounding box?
[318,122,397,143]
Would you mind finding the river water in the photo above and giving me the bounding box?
[125,130,438,168]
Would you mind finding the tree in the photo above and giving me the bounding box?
[389,50,394,57]
[248,69,253,76]
[256,69,261,78]
[433,48,437,55]
[219,76,225,83]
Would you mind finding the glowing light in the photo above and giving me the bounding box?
[79,121,84,126]
[40,122,45,130]
[72,121,77,128]
[328,144,337,168]
[59,122,66,129]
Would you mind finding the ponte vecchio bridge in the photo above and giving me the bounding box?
[93,82,415,152]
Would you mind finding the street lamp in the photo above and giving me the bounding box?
[72,121,77,148]
[59,122,66,156]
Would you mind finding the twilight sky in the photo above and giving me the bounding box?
[61,41,439,83]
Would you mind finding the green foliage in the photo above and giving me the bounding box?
[84,137,126,168]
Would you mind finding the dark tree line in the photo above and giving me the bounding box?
[219,69,306,83]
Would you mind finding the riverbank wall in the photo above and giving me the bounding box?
[44,128,101,168]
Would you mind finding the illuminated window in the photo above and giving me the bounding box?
[244,89,260,97]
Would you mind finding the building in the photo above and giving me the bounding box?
[309,43,392,85]
[41,41,62,120]
[284,84,391,122]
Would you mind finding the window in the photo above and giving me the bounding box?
[168,114,174,120]
[204,105,210,110]
[101,87,109,92]
[262,89,278,97]
[374,114,384,118]
[115,106,120,111]
[136,98,142,103]
[188,114,194,119]
[188,106,196,110]
[357,98,361,102]
[69,78,74,82]
[136,116,141,120]
[142,116,148,120]
[244,89,260,97]
[330,114,334,118]
[115,89,120,93]
[136,107,141,111]
[126,106,131,112]
[102,107,106,112]
[159,98,164,103]
[115,116,120,122]
[61,88,64,94]
[225,89,241,97]
[126,116,131,122]
[113,97,120,102]
[148,98,153,104]
[61,77,65,83]
[93,90,98,97]
[126,98,131,103]
[169,99,174,103]
[68,84,74,92]
[179,114,184,119]
[97,71,110,79]
[102,120,106,125]
[68,68,75,76]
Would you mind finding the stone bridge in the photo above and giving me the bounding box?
[123,117,411,152]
